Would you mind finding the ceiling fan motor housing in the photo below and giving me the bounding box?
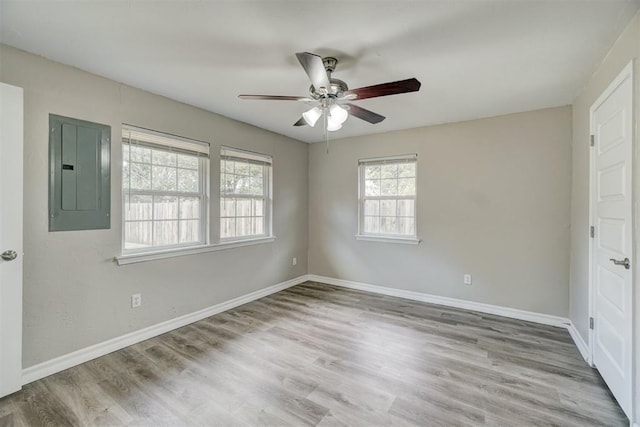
[309,57,348,100]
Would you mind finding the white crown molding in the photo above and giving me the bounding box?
[307,274,570,328]
[22,274,309,385]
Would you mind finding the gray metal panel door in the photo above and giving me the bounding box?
[49,114,111,231]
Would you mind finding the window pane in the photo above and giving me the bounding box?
[364,200,379,216]
[177,154,198,169]
[152,165,177,191]
[125,221,152,249]
[152,150,176,166]
[220,197,235,217]
[398,178,415,196]
[381,179,398,196]
[125,195,152,221]
[254,199,264,217]
[122,160,130,189]
[223,159,235,174]
[235,161,250,176]
[249,177,263,195]
[364,216,380,234]
[365,165,380,179]
[254,217,264,235]
[221,218,236,239]
[236,199,252,217]
[178,168,199,192]
[154,220,179,246]
[380,217,397,234]
[180,197,200,219]
[129,145,151,163]
[130,162,151,190]
[221,173,236,194]
[154,196,178,220]
[398,217,415,235]
[380,200,396,216]
[250,164,263,177]
[236,177,251,195]
[398,163,415,178]
[365,179,380,196]
[236,218,252,236]
[381,164,398,179]
[179,219,200,243]
[397,199,415,217]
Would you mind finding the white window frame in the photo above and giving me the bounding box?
[357,154,420,244]
[220,146,273,242]
[121,125,210,255]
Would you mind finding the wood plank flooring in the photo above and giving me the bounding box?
[0,281,628,426]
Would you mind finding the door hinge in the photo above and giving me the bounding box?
[589,317,594,330]
[590,135,595,147]
[590,226,595,238]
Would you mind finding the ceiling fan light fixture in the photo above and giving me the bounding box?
[329,104,348,124]
[302,107,322,127]
[327,116,343,132]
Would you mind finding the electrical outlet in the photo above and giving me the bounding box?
[292,257,297,266]
[464,274,472,285]
[131,293,142,308]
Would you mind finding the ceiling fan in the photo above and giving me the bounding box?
[239,52,421,133]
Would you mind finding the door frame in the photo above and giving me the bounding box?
[588,60,635,419]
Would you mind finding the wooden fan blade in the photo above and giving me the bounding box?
[296,52,330,91]
[238,95,311,101]
[345,78,421,100]
[293,117,307,127]
[346,103,385,124]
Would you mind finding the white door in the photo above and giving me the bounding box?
[0,82,23,397]
[590,62,633,418]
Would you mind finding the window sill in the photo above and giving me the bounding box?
[115,236,276,265]
[355,235,421,245]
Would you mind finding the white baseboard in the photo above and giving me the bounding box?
[566,321,590,363]
[22,275,309,385]
[307,274,570,328]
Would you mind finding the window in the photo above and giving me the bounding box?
[358,154,417,239]
[122,125,209,253]
[220,147,272,240]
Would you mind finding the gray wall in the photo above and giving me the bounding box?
[568,11,640,421]
[0,45,309,368]
[308,107,572,317]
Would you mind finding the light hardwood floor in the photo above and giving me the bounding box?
[0,281,628,426]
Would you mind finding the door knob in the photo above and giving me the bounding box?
[1,250,18,261]
[609,257,630,270]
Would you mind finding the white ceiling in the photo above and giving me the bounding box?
[1,1,639,143]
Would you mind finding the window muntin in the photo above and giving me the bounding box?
[359,155,417,237]
[122,126,209,253]
[220,147,272,240]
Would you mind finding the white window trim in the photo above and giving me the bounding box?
[220,146,273,242]
[355,235,421,245]
[115,236,276,265]
[357,154,419,243]
[121,125,210,255]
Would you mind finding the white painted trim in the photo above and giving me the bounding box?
[115,236,276,265]
[355,235,421,245]
[308,275,569,328]
[21,274,309,385]
[567,321,590,364]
